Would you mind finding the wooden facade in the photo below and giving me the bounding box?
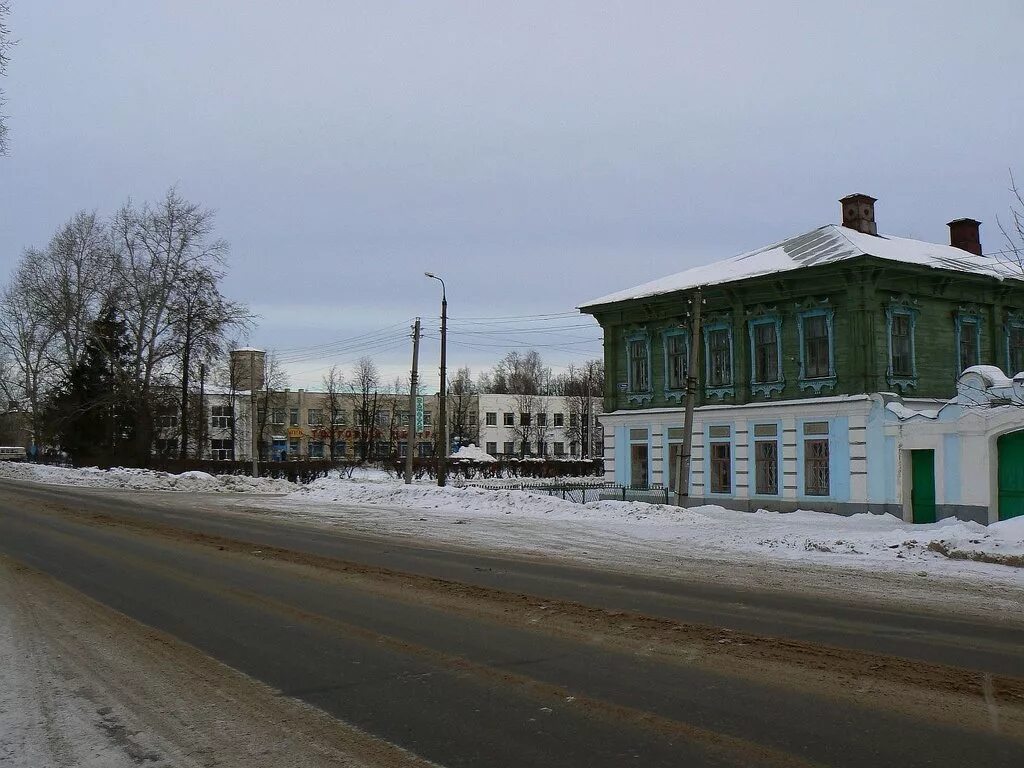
[587,256,1024,414]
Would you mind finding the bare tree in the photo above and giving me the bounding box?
[27,211,115,377]
[110,188,232,463]
[509,392,539,457]
[0,259,59,445]
[448,365,478,449]
[170,265,251,458]
[998,170,1024,275]
[321,364,346,460]
[479,350,551,395]
[563,359,604,457]
[350,356,381,460]
[0,1,13,155]
[253,351,289,459]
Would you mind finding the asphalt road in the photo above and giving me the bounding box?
[1,479,1022,767]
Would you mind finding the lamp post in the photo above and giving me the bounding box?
[425,272,448,487]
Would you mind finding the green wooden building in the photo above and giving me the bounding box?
[579,195,1024,523]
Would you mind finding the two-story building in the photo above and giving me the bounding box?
[580,194,1024,523]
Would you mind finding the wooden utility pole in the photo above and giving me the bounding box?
[404,318,421,484]
[675,287,703,504]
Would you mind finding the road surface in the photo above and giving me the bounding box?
[0,479,1021,767]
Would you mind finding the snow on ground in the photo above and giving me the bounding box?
[0,461,293,494]
[250,474,1024,588]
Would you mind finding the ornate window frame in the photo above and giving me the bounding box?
[624,329,653,404]
[661,327,689,404]
[884,296,918,392]
[747,311,784,398]
[795,302,836,394]
[1005,311,1024,375]
[954,305,982,375]
[702,318,734,400]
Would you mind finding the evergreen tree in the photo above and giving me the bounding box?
[45,307,137,467]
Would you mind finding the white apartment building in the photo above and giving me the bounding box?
[475,394,602,459]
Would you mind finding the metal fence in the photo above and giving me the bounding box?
[457,481,674,505]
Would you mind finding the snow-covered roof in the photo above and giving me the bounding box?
[579,225,1022,310]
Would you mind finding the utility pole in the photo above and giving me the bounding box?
[439,291,448,487]
[425,272,448,487]
[198,363,206,460]
[250,350,259,478]
[675,287,703,505]
[404,318,421,484]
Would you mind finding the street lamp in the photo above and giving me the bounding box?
[425,272,448,487]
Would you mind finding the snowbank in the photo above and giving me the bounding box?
[274,476,1024,580]
[0,461,292,494]
[449,444,496,462]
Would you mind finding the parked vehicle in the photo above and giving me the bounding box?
[0,446,27,461]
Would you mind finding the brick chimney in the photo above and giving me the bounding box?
[947,218,982,256]
[839,193,878,235]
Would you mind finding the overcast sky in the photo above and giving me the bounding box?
[2,1,1022,390]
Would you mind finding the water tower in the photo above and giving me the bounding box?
[229,348,265,475]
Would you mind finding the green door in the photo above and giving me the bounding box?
[997,431,1024,520]
[910,450,936,524]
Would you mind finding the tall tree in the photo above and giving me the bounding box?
[448,365,478,449]
[350,356,381,460]
[110,188,235,464]
[321,364,346,460]
[44,306,136,467]
[0,258,60,445]
[563,359,604,457]
[479,350,551,395]
[999,170,1024,275]
[0,1,13,155]
[170,265,251,458]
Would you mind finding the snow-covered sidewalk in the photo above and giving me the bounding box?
[0,461,292,494]
[251,474,1024,589]
[3,461,1022,592]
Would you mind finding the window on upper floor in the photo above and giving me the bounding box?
[707,328,732,387]
[1009,322,1024,375]
[270,408,285,425]
[485,411,497,426]
[628,337,650,393]
[289,408,299,427]
[536,413,546,427]
[957,316,981,373]
[211,406,232,429]
[503,412,514,427]
[752,322,780,383]
[665,332,688,390]
[553,412,564,427]
[890,313,914,377]
[307,408,323,426]
[803,315,830,379]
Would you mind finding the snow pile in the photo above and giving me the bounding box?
[277,477,1024,578]
[449,443,497,462]
[0,461,292,494]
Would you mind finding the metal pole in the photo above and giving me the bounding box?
[439,291,448,487]
[675,287,703,505]
[424,272,448,487]
[404,318,421,484]
[198,363,206,459]
[250,350,259,478]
